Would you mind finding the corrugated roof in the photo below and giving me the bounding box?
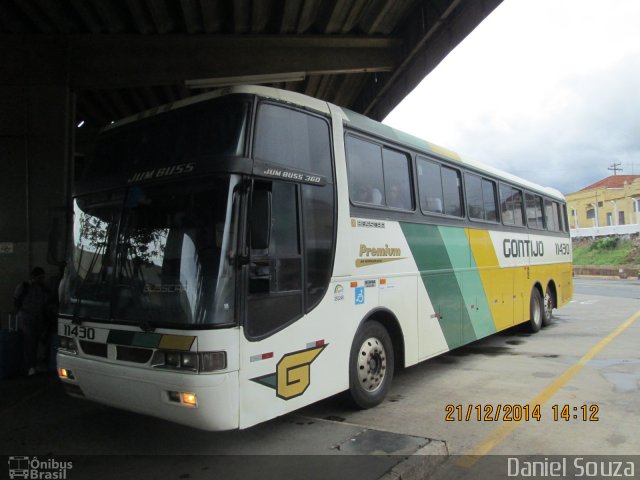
[0,0,503,127]
[579,175,640,192]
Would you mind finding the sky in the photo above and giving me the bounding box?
[383,0,640,195]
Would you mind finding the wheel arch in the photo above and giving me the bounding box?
[357,307,406,370]
[546,279,558,307]
[532,281,544,299]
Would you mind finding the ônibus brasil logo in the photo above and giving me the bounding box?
[8,456,73,480]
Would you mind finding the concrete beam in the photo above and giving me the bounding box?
[0,85,72,315]
[354,0,503,120]
[0,34,401,88]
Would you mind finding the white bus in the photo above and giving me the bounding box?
[57,86,573,430]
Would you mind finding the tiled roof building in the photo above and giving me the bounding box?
[579,175,640,191]
[566,175,640,231]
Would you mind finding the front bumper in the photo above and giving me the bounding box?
[57,353,240,431]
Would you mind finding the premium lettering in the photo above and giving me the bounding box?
[359,244,401,257]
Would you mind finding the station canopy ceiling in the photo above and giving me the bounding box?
[0,0,502,127]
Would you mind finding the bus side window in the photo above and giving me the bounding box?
[383,148,413,210]
[545,199,558,231]
[482,178,498,222]
[346,135,385,206]
[466,173,498,222]
[254,103,332,179]
[500,183,515,224]
[501,185,525,226]
[557,203,566,232]
[417,157,444,213]
[512,188,525,226]
[466,173,484,220]
[536,195,545,228]
[525,193,545,229]
[442,166,463,216]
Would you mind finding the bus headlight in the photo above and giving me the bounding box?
[180,392,197,407]
[58,336,78,355]
[165,352,180,367]
[180,353,197,369]
[167,390,198,407]
[199,352,227,372]
[151,350,226,372]
[58,368,75,380]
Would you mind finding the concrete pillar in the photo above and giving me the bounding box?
[0,85,72,321]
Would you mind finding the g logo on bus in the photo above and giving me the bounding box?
[251,345,327,400]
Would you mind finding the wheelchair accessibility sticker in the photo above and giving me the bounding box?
[355,287,365,305]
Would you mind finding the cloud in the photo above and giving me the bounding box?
[456,55,640,194]
[383,0,640,196]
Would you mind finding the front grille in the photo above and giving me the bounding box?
[80,341,108,358]
[116,346,153,363]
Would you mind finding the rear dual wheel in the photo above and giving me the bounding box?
[542,289,554,326]
[528,288,543,333]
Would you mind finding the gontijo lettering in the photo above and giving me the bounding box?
[503,239,544,258]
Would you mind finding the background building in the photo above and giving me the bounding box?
[566,175,640,237]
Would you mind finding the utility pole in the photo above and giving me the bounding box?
[608,162,623,175]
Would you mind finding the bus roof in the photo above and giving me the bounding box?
[105,84,565,202]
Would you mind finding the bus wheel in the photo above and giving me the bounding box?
[348,320,394,409]
[528,289,543,333]
[542,289,554,326]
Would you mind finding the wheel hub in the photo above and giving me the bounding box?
[544,293,553,318]
[357,337,387,392]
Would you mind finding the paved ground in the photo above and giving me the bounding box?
[300,278,640,457]
[1,278,638,479]
[572,277,640,299]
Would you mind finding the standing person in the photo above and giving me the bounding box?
[13,267,49,376]
[41,268,63,371]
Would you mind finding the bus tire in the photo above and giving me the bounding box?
[348,320,394,409]
[528,288,543,333]
[542,288,554,326]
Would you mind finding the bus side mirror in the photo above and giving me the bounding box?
[250,186,271,250]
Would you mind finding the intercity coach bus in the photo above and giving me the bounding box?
[57,85,573,430]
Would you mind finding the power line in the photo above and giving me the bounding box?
[608,162,623,175]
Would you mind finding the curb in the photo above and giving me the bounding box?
[574,274,624,280]
[573,265,639,279]
[378,439,449,480]
[574,274,638,280]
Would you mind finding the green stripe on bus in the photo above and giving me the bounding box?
[400,223,475,349]
[439,226,496,339]
[107,330,162,348]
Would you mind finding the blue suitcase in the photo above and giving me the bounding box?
[0,315,23,379]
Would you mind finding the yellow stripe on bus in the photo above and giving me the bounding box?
[159,335,196,351]
[466,229,514,331]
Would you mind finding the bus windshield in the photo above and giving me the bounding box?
[60,175,240,328]
[81,97,249,182]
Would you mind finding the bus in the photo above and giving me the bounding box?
[57,85,573,430]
